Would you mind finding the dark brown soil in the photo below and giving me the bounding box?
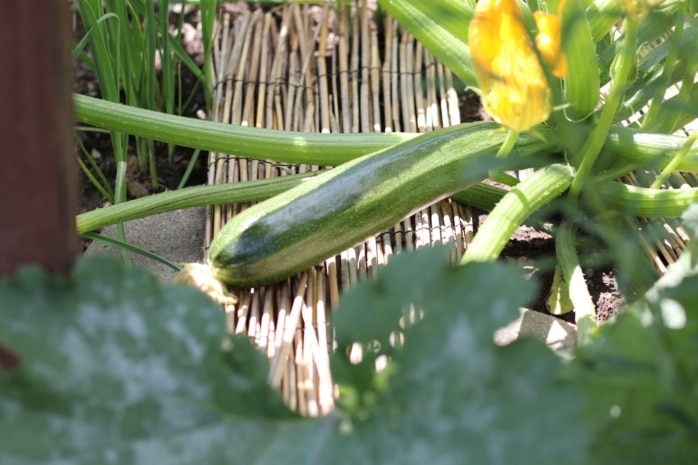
[459,88,492,123]
[73,8,208,218]
[495,221,626,322]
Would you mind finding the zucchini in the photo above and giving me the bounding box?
[181,122,558,291]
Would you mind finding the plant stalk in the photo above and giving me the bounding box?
[556,221,596,346]
[461,164,574,264]
[77,172,316,234]
[74,94,415,166]
[569,19,639,199]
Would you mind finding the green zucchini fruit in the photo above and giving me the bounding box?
[199,122,557,289]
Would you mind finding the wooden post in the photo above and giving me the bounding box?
[0,1,78,277]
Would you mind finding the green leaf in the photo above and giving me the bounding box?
[331,245,589,465]
[0,257,294,465]
[573,205,698,464]
[0,249,588,465]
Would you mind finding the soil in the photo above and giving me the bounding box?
[73,6,209,219]
[496,221,626,323]
[72,5,626,323]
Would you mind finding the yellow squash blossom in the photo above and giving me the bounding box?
[468,0,567,133]
[618,0,666,20]
[533,6,567,79]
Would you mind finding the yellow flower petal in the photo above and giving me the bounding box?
[534,11,567,78]
[469,0,562,133]
[618,0,666,20]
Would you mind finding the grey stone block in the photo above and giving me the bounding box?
[83,208,206,283]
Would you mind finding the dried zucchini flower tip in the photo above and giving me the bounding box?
[173,262,238,306]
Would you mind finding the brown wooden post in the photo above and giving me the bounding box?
[0,1,78,277]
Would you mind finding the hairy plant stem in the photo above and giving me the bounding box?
[569,19,639,199]
[77,173,315,234]
[74,94,415,166]
[650,133,698,189]
[461,164,574,264]
[75,94,698,170]
[556,221,596,345]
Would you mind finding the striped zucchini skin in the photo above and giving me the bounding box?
[209,122,558,287]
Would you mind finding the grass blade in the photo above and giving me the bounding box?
[82,232,181,271]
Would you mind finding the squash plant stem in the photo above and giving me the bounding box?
[489,129,520,186]
[568,19,639,199]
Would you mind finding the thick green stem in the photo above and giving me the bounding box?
[455,177,698,219]
[569,19,639,198]
[640,16,684,129]
[604,127,698,172]
[597,180,698,217]
[74,94,415,166]
[461,164,574,264]
[555,221,595,345]
[452,182,507,212]
[77,173,314,234]
[81,175,504,258]
[75,94,698,171]
[650,133,698,189]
